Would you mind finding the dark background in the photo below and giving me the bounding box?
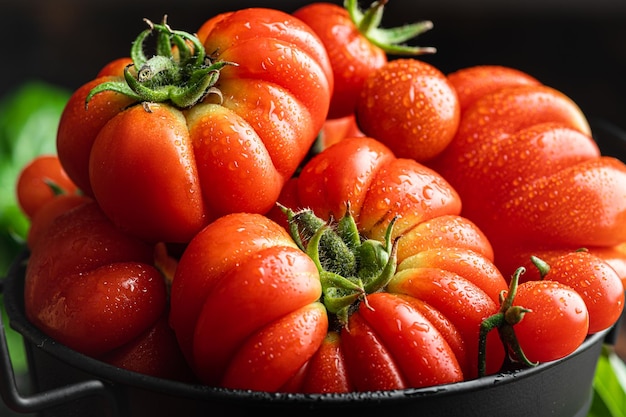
[2,0,626,132]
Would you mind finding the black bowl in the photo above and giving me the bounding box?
[0,249,613,417]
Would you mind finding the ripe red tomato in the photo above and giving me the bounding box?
[292,0,434,119]
[355,59,460,162]
[16,154,79,219]
[26,193,91,250]
[427,80,626,275]
[57,10,333,243]
[24,200,192,381]
[508,250,624,334]
[270,136,506,382]
[511,280,589,363]
[170,212,327,389]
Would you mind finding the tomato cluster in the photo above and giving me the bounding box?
[14,0,626,394]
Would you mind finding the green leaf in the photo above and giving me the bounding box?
[0,80,69,382]
[588,346,626,417]
[0,81,70,276]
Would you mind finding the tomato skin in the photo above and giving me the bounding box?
[512,280,589,363]
[169,212,306,365]
[348,293,464,390]
[427,80,626,274]
[318,114,364,150]
[293,2,386,119]
[388,269,505,379]
[23,200,186,379]
[170,213,326,389]
[293,137,463,244]
[100,312,195,382]
[447,65,541,111]
[16,154,80,219]
[89,103,207,243]
[507,250,624,334]
[57,9,333,243]
[26,193,91,250]
[57,77,136,197]
[294,332,353,393]
[355,59,460,162]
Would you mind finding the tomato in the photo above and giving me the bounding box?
[508,250,624,334]
[170,136,510,391]
[274,137,505,381]
[317,114,364,150]
[170,212,327,389]
[293,0,435,119]
[447,65,541,111]
[426,79,626,276]
[24,200,192,381]
[26,193,91,250]
[57,10,333,243]
[509,280,589,363]
[355,59,461,162]
[16,154,79,219]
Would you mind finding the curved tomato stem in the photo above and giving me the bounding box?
[344,0,437,56]
[478,267,537,377]
[85,16,236,109]
[530,255,551,279]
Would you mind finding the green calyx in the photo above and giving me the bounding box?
[280,203,398,327]
[478,267,537,378]
[86,17,236,109]
[344,0,436,55]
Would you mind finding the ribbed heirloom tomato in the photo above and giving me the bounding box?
[23,199,193,381]
[56,10,333,243]
[427,67,626,278]
[171,136,508,392]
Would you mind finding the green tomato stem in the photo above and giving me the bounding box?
[86,16,235,109]
[344,0,437,56]
[281,203,398,326]
[478,266,538,377]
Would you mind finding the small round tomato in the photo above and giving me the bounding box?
[512,280,589,363]
[57,11,333,243]
[293,0,435,119]
[529,250,624,334]
[355,59,460,162]
[16,154,79,219]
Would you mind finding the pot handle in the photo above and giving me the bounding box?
[0,281,121,416]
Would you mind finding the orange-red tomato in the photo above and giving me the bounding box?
[16,154,79,219]
[503,249,624,334]
[355,59,460,162]
[512,280,589,363]
[427,78,626,276]
[24,200,192,381]
[57,9,333,243]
